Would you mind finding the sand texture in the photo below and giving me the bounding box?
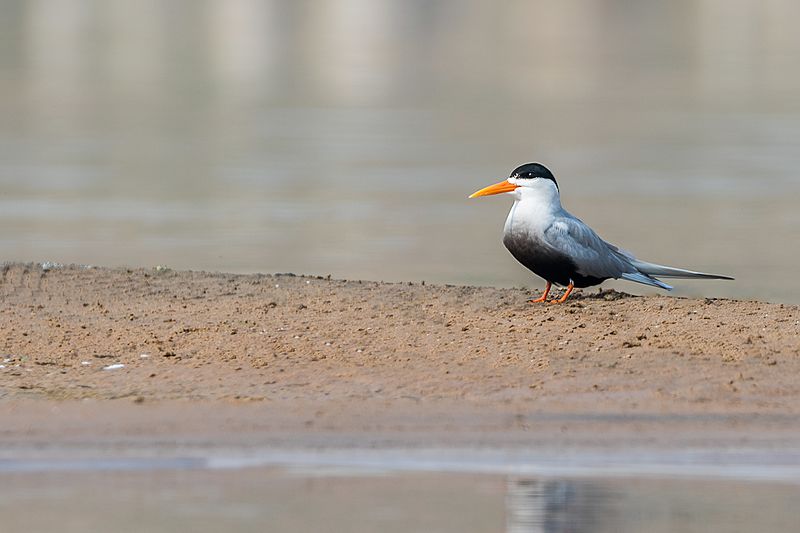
[1,262,798,414]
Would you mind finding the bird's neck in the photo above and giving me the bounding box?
[505,187,562,235]
[515,186,562,213]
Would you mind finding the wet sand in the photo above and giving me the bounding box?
[1,263,799,450]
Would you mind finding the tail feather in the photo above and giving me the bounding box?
[631,260,734,280]
[620,272,673,291]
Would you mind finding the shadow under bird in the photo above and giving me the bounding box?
[469,163,733,304]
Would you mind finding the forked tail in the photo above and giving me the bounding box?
[631,260,734,280]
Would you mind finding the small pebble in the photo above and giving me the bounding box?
[103,363,125,370]
[40,261,64,271]
[81,361,91,366]
[140,354,150,358]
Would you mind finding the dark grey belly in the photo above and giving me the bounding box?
[503,232,606,288]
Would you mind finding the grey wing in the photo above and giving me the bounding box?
[542,213,634,280]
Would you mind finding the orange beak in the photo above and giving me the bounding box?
[468,180,519,199]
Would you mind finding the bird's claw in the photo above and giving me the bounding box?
[547,283,575,304]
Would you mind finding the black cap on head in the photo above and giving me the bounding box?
[509,162,558,189]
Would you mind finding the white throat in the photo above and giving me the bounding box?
[504,179,562,237]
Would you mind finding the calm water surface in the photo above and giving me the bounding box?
[1,1,800,302]
[1,466,799,532]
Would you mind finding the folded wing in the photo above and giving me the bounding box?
[543,214,671,290]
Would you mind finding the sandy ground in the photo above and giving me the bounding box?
[2,262,799,450]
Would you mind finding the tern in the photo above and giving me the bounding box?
[470,162,733,304]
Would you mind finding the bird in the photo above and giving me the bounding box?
[469,162,733,304]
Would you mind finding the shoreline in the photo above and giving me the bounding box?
[2,262,799,452]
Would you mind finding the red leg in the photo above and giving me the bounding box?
[548,282,574,304]
[528,281,551,303]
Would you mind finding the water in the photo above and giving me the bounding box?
[1,453,799,532]
[2,1,800,302]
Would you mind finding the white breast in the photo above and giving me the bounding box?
[503,183,561,241]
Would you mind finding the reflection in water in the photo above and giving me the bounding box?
[1,1,800,301]
[1,466,799,532]
[506,478,606,533]
[504,474,800,533]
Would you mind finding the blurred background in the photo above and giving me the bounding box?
[1,0,799,302]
